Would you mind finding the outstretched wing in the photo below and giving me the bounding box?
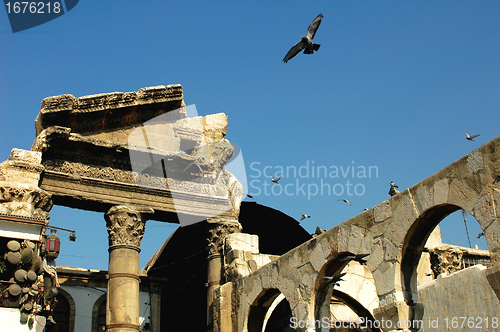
[283,41,305,63]
[306,13,324,40]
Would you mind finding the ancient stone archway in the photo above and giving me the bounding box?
[232,135,500,332]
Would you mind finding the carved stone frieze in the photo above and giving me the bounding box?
[105,205,154,249]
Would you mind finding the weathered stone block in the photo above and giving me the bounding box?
[467,150,484,175]
[374,200,392,223]
[373,261,397,297]
[347,225,366,254]
[367,241,384,272]
[411,184,433,215]
[225,233,259,254]
[473,192,496,229]
[203,113,228,142]
[373,301,424,332]
[447,178,479,212]
[485,265,500,300]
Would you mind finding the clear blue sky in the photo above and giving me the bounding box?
[1,1,498,270]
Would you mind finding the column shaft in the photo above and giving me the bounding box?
[105,205,153,332]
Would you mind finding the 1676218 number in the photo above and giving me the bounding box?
[5,2,61,14]
[443,317,498,329]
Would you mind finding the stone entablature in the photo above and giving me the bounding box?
[30,85,243,223]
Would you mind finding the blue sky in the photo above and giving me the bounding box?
[1,1,498,270]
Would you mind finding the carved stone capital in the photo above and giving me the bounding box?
[206,217,241,257]
[0,182,52,220]
[105,205,154,250]
[429,244,466,276]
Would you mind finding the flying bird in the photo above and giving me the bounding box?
[340,253,369,265]
[300,214,310,221]
[466,131,480,141]
[477,232,485,239]
[338,199,351,206]
[361,208,369,211]
[493,175,500,184]
[322,272,346,287]
[270,175,281,184]
[283,13,324,63]
[244,193,256,200]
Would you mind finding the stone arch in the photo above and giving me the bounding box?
[400,203,462,303]
[400,178,500,304]
[365,173,500,326]
[314,254,379,332]
[330,289,381,332]
[247,288,292,332]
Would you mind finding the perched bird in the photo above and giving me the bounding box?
[183,162,203,174]
[283,13,324,63]
[466,131,480,141]
[270,175,281,184]
[338,199,351,206]
[477,232,485,239]
[322,272,346,287]
[340,253,369,265]
[300,214,310,221]
[389,181,400,197]
[493,175,500,184]
[315,227,325,235]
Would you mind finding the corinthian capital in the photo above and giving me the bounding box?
[105,205,154,250]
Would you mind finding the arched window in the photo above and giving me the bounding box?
[92,294,107,332]
[45,288,75,332]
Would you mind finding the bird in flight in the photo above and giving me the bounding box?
[493,175,500,184]
[340,253,369,265]
[322,272,346,287]
[338,199,351,206]
[466,131,480,141]
[270,175,281,184]
[283,13,324,63]
[299,214,310,221]
[244,193,256,200]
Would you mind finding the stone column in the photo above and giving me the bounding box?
[105,205,154,332]
[206,217,241,332]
